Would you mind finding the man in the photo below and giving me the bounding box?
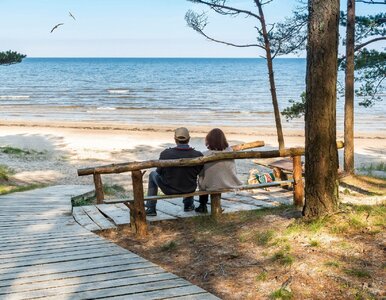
[145,127,203,216]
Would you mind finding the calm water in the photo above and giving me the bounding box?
[0,58,384,132]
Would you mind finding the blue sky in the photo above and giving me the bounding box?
[0,0,381,57]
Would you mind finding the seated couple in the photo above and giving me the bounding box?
[145,127,242,216]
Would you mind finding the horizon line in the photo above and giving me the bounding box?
[25,56,306,59]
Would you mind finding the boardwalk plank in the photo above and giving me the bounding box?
[0,268,166,294]
[82,206,116,230]
[0,254,144,281]
[0,246,131,270]
[36,278,191,300]
[104,286,217,300]
[0,261,156,288]
[0,242,119,264]
[0,240,112,259]
[1,273,178,299]
[96,204,130,225]
[73,206,101,231]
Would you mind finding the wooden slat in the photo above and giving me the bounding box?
[72,206,101,231]
[38,278,192,300]
[0,268,167,295]
[0,243,120,264]
[0,254,143,280]
[106,286,218,300]
[96,204,130,225]
[0,261,154,287]
[104,180,293,204]
[1,273,179,299]
[0,240,111,259]
[82,205,116,230]
[0,246,132,270]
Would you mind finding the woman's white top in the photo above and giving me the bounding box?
[198,147,243,191]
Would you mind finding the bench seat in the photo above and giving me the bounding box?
[103,180,293,204]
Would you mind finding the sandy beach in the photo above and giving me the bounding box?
[1,120,385,190]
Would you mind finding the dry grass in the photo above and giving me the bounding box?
[100,200,385,300]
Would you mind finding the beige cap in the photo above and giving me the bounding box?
[174,127,190,142]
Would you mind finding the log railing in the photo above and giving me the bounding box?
[77,141,344,237]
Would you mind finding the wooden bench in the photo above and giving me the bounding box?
[77,140,346,238]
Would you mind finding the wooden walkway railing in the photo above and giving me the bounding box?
[77,141,344,237]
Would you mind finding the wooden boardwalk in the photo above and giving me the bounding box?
[0,185,219,300]
[73,188,293,231]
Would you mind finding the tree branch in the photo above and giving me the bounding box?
[197,28,266,49]
[355,37,386,51]
[356,0,386,4]
[188,0,261,20]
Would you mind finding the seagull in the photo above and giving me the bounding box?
[50,23,64,33]
[69,12,76,21]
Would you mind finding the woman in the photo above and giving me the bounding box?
[195,128,243,213]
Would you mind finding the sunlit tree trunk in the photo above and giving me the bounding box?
[303,0,340,218]
[344,0,356,174]
[256,0,285,150]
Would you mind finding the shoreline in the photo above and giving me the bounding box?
[1,120,385,140]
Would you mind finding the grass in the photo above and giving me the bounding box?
[309,239,319,247]
[160,241,177,252]
[0,164,14,181]
[325,261,340,268]
[270,288,293,300]
[0,146,45,157]
[103,184,126,196]
[256,271,268,281]
[358,162,386,173]
[272,246,294,266]
[343,268,371,278]
[0,184,48,195]
[253,230,275,246]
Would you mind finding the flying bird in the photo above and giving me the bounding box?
[69,12,76,21]
[50,23,64,33]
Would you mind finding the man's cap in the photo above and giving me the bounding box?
[174,127,190,141]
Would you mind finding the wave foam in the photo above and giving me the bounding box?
[107,89,129,94]
[0,95,30,99]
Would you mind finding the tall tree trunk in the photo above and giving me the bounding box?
[344,0,355,174]
[303,0,340,218]
[256,1,285,150]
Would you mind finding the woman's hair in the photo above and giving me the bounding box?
[205,128,229,151]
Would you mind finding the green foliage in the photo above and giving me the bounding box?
[0,146,45,157]
[344,268,371,278]
[270,288,293,300]
[253,230,275,246]
[256,271,268,281]
[281,92,306,121]
[325,261,340,268]
[272,246,294,266]
[0,184,48,195]
[309,239,319,247]
[0,50,26,65]
[160,241,177,252]
[0,165,14,181]
[354,49,385,107]
[102,184,126,196]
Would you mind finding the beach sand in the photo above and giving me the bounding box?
[1,121,385,189]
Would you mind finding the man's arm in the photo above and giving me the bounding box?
[156,150,166,175]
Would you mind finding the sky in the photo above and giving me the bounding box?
[0,0,382,58]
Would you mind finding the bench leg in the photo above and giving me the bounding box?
[210,193,222,218]
[131,170,148,237]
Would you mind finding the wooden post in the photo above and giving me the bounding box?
[93,173,104,204]
[210,193,222,218]
[131,170,148,237]
[123,201,136,233]
[293,155,304,209]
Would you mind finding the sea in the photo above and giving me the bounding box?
[0,58,384,133]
